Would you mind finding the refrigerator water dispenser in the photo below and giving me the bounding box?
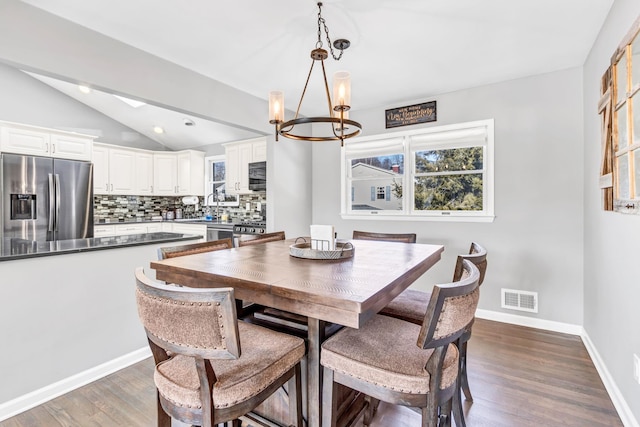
[10,194,37,220]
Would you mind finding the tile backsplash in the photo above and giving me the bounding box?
[94,192,266,223]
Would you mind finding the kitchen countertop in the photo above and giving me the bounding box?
[96,218,236,228]
[0,232,202,261]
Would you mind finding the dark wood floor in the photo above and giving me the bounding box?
[0,319,623,427]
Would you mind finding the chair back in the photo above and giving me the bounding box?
[134,267,241,359]
[238,231,286,247]
[352,230,416,243]
[452,241,487,285]
[417,259,480,350]
[158,238,233,260]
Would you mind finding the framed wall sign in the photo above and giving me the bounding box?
[385,101,437,129]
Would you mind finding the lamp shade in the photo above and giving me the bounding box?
[269,91,284,123]
[332,71,351,109]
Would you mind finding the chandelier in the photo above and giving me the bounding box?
[268,2,362,146]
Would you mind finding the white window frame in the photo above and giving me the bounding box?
[341,119,495,222]
[204,155,238,206]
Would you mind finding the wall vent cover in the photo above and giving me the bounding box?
[501,288,538,313]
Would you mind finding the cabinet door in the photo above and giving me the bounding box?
[176,151,192,195]
[109,148,137,195]
[146,223,162,233]
[225,145,241,195]
[92,145,110,194]
[252,140,267,162]
[50,134,93,160]
[153,153,178,195]
[237,143,253,193]
[171,223,206,241]
[94,225,116,237]
[135,151,154,195]
[0,126,50,156]
[115,224,147,235]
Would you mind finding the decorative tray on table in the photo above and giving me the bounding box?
[289,237,354,260]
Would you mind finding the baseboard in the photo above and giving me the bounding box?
[0,347,151,422]
[476,309,639,427]
[475,308,584,335]
[581,332,640,427]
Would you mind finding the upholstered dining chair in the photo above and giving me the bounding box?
[237,230,286,247]
[134,267,305,427]
[380,241,487,427]
[352,230,417,243]
[320,260,481,427]
[157,237,233,260]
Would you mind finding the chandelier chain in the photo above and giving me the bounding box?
[316,3,344,61]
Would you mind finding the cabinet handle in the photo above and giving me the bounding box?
[111,184,113,191]
[52,144,55,153]
[106,183,109,191]
[45,143,49,153]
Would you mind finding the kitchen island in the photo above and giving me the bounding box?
[0,232,202,419]
[0,231,202,261]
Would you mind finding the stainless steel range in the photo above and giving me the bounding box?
[232,221,266,236]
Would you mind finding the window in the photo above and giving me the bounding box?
[204,156,238,206]
[342,119,494,221]
[601,18,640,213]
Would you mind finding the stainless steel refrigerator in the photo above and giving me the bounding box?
[1,153,93,242]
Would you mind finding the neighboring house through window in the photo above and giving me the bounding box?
[342,119,494,221]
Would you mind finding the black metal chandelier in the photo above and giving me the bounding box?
[268,2,362,146]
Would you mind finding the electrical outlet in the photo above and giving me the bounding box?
[634,354,640,385]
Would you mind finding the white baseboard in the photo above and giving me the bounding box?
[581,332,639,427]
[0,347,151,422]
[475,308,584,335]
[476,309,639,427]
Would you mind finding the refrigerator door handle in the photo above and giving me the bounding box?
[47,173,55,232]
[55,174,61,232]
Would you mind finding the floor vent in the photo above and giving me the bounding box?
[501,288,538,313]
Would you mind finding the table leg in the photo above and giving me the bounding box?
[307,318,326,427]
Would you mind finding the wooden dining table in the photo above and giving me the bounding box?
[150,238,444,427]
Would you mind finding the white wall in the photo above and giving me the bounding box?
[312,67,585,325]
[583,0,640,423]
[0,62,164,150]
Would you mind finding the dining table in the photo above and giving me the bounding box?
[150,237,444,427]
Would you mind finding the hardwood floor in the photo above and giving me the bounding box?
[0,319,623,427]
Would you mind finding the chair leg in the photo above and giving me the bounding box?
[363,395,380,426]
[422,394,439,427]
[288,363,303,427]
[459,339,473,401]
[452,383,466,427]
[321,367,338,427]
[439,399,452,427]
[156,391,171,427]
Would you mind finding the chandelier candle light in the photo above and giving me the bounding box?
[268,2,362,146]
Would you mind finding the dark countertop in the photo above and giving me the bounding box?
[0,232,201,261]
[95,219,236,229]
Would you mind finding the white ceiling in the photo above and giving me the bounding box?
[19,0,614,149]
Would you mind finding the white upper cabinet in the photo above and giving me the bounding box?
[224,138,266,194]
[153,152,178,195]
[154,150,204,196]
[135,151,154,195]
[0,121,93,160]
[92,144,110,194]
[108,148,137,194]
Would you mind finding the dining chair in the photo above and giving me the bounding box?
[134,267,305,427]
[352,230,417,243]
[321,260,481,427]
[237,230,286,247]
[380,241,487,427]
[157,237,233,260]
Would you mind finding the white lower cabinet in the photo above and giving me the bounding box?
[94,222,205,240]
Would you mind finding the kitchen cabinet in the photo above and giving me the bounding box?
[114,224,147,236]
[224,138,266,194]
[170,223,206,241]
[93,143,138,195]
[154,150,204,196]
[93,143,156,195]
[94,224,116,237]
[135,151,154,195]
[0,121,93,160]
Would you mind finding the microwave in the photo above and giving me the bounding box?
[248,161,266,191]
